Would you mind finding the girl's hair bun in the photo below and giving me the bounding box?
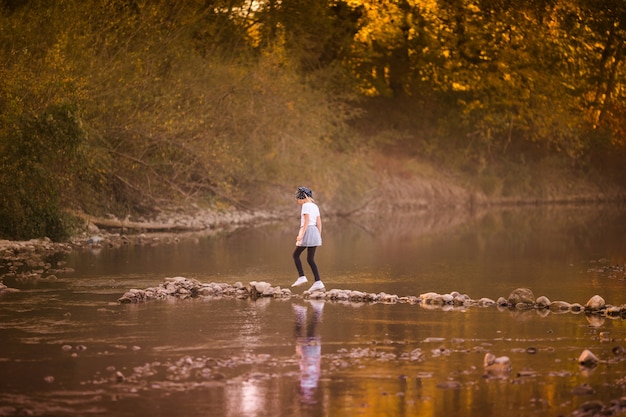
[295,186,313,199]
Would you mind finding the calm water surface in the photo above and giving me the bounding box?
[1,205,626,417]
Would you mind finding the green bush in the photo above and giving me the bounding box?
[0,103,85,240]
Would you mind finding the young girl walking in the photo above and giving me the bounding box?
[291,186,325,292]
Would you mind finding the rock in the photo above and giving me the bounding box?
[605,305,622,316]
[115,371,125,382]
[441,293,454,304]
[570,303,584,312]
[477,297,496,307]
[535,295,551,308]
[198,286,216,296]
[420,292,443,305]
[400,296,419,304]
[307,291,326,300]
[349,290,367,301]
[507,288,535,306]
[379,293,398,303]
[496,296,508,306]
[585,295,606,311]
[484,353,511,367]
[483,353,512,376]
[408,348,423,361]
[452,294,468,306]
[118,292,137,303]
[549,300,572,312]
[163,283,176,294]
[325,289,347,301]
[483,353,496,367]
[248,281,271,297]
[578,349,599,367]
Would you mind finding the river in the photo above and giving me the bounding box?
[0,205,625,417]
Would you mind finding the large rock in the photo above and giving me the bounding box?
[507,288,535,306]
[585,295,606,311]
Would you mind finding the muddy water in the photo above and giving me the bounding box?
[1,205,625,417]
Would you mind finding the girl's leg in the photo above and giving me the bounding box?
[293,246,307,277]
[306,247,321,282]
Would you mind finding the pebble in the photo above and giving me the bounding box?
[578,349,599,367]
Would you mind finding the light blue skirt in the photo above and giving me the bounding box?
[300,225,322,247]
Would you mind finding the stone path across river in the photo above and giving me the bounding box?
[117,277,625,319]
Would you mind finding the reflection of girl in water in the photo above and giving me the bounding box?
[293,300,324,403]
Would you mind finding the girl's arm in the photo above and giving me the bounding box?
[296,214,310,245]
[316,215,322,235]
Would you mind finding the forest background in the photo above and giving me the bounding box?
[1,0,625,241]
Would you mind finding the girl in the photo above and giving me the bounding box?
[291,186,325,292]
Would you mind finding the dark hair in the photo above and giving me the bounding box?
[295,186,313,200]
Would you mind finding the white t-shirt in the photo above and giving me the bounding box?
[300,202,320,227]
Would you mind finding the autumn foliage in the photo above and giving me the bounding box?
[0,0,625,239]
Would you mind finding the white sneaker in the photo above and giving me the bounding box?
[308,280,325,292]
[291,276,308,287]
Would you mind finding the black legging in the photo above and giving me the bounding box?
[293,246,320,282]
